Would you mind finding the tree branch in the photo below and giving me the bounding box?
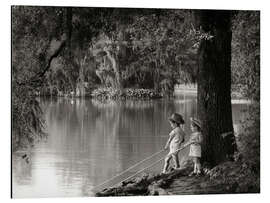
[17,34,67,87]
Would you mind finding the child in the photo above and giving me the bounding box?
[188,117,203,176]
[162,113,185,174]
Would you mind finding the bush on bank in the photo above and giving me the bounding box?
[206,103,260,193]
[91,87,162,100]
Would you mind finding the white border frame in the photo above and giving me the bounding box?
[2,0,269,203]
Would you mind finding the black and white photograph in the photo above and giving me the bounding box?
[10,2,261,199]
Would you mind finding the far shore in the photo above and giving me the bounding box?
[35,84,251,104]
[174,84,250,104]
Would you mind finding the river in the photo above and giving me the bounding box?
[12,93,249,198]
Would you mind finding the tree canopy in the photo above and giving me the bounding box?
[12,6,260,163]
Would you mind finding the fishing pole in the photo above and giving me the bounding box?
[94,148,166,190]
[98,142,193,191]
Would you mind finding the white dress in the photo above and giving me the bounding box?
[189,132,202,157]
[169,127,184,155]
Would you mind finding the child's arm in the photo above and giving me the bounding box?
[193,133,203,145]
[180,131,186,144]
[186,134,197,145]
[183,137,193,148]
[197,133,203,144]
[164,131,175,149]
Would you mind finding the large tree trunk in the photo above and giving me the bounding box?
[195,10,237,166]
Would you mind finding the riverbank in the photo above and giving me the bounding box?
[95,162,194,196]
[95,159,259,196]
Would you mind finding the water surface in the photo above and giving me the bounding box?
[12,94,249,198]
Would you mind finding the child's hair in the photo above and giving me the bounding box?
[169,113,185,126]
[191,123,201,131]
[170,120,181,127]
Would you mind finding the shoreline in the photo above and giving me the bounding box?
[36,95,251,105]
[95,164,194,196]
[36,85,250,102]
[95,159,259,196]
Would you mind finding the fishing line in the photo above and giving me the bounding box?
[97,142,192,191]
[94,148,166,190]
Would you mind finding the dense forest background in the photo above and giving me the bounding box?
[12,7,259,171]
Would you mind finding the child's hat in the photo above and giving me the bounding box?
[190,117,202,129]
[168,113,185,124]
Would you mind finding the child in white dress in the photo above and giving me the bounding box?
[188,118,203,176]
[162,113,185,174]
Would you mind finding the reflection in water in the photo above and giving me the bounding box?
[12,95,249,198]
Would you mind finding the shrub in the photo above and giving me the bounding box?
[236,103,260,175]
[12,83,47,151]
[91,87,162,100]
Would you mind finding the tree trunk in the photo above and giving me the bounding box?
[76,55,87,97]
[105,50,123,89]
[195,10,237,166]
[153,60,160,92]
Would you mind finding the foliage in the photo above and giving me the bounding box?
[204,103,260,193]
[208,104,260,193]
[91,9,199,94]
[12,6,65,84]
[12,82,47,151]
[128,10,199,87]
[205,11,260,190]
[12,6,65,150]
[207,159,259,193]
[91,9,260,99]
[91,87,161,100]
[231,12,260,188]
[206,102,260,193]
[231,11,260,101]
[12,7,260,154]
[236,103,260,174]
[208,8,260,187]
[12,6,112,150]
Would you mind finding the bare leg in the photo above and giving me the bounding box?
[193,157,198,173]
[162,155,172,173]
[172,154,180,169]
[189,157,197,176]
[196,158,201,174]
